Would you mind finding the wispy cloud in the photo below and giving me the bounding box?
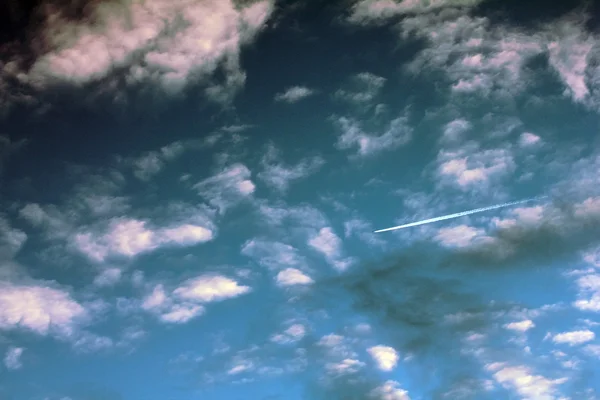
[4,347,24,370]
[258,144,324,193]
[334,115,412,157]
[308,227,353,271]
[274,86,316,103]
[194,164,256,214]
[334,72,386,105]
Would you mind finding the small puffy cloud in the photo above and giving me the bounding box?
[519,132,541,147]
[441,118,471,144]
[4,346,24,370]
[93,268,122,288]
[72,332,114,354]
[434,225,492,248]
[436,145,515,191]
[276,268,313,286]
[335,116,412,157]
[370,380,411,400]
[573,273,600,312]
[504,320,535,332]
[0,217,27,260]
[173,275,251,303]
[325,358,365,376]
[368,345,399,372]
[486,363,567,399]
[141,275,250,324]
[0,282,88,337]
[274,86,315,103]
[194,163,255,214]
[348,0,484,25]
[551,329,595,346]
[308,227,353,271]
[258,145,324,192]
[271,324,307,344]
[335,72,386,105]
[241,239,305,270]
[73,219,213,262]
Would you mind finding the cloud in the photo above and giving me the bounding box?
[93,268,122,288]
[130,140,191,181]
[0,282,88,337]
[4,346,24,370]
[276,268,313,286]
[519,132,542,147]
[73,218,213,262]
[504,320,535,332]
[308,227,353,271]
[441,118,471,144]
[274,86,315,103]
[436,143,515,192]
[325,358,365,376]
[141,274,250,324]
[194,163,256,214]
[370,380,410,400]
[0,217,27,260]
[347,0,484,25]
[258,144,324,192]
[434,225,492,248]
[485,363,567,399]
[344,219,386,248]
[271,324,307,344]
[241,239,305,270]
[334,72,386,105]
[551,330,595,346]
[334,115,413,157]
[367,345,399,372]
[4,0,274,110]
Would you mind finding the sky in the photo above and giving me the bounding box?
[1,0,600,399]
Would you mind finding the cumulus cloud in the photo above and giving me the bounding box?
[274,86,315,103]
[93,267,122,287]
[434,225,492,248]
[367,345,399,372]
[271,324,307,344]
[370,380,411,400]
[276,268,313,286]
[436,143,515,192]
[0,282,88,337]
[258,144,324,192]
[504,320,535,332]
[73,218,213,262]
[334,115,412,157]
[519,132,542,148]
[4,0,274,110]
[308,227,353,271]
[485,363,567,399]
[194,163,256,214]
[141,274,250,324]
[241,239,305,270]
[334,72,386,105]
[0,217,27,260]
[441,118,471,144]
[4,346,24,370]
[551,329,595,346]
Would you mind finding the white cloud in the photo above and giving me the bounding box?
[344,218,385,247]
[486,363,567,399]
[519,132,542,147]
[0,282,88,337]
[573,273,600,312]
[436,144,515,191]
[4,346,24,370]
[0,217,27,260]
[504,320,535,332]
[308,227,353,271]
[370,380,411,400]
[173,275,251,302]
[552,329,595,346]
[271,324,306,344]
[17,0,273,103]
[348,0,484,25]
[434,225,491,248]
[141,275,250,324]
[241,239,305,270]
[276,268,313,286]
[73,218,213,262]
[93,268,122,287]
[368,345,399,372]
[72,332,114,353]
[194,163,255,213]
[274,86,315,103]
[258,144,324,192]
[441,118,471,144]
[335,72,386,105]
[335,115,412,157]
[325,358,365,376]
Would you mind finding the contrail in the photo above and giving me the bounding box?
[373,197,546,233]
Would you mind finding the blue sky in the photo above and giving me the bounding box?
[1,0,600,399]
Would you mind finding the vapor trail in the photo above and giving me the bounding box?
[374,197,546,233]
